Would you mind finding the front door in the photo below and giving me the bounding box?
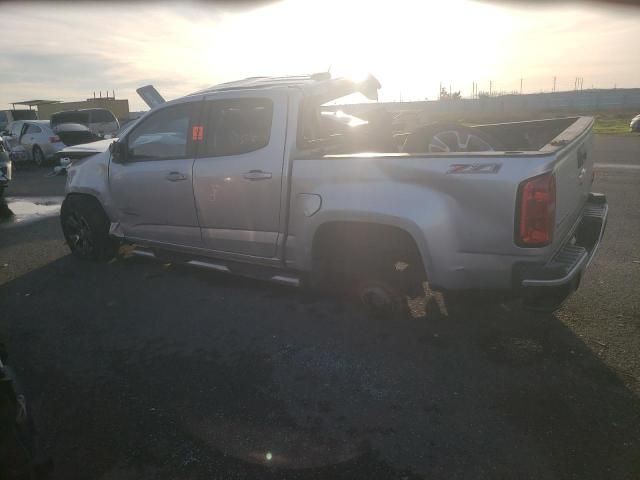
[109,99,203,247]
[192,92,287,258]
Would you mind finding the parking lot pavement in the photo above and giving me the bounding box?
[1,135,639,479]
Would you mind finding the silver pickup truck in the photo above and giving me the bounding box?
[61,74,608,314]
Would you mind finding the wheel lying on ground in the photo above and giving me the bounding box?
[32,146,46,167]
[403,123,504,153]
[60,195,115,261]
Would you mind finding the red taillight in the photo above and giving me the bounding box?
[49,135,60,143]
[516,172,556,247]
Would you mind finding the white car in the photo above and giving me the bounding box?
[1,120,66,166]
[1,120,98,167]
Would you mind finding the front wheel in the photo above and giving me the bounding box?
[60,195,114,261]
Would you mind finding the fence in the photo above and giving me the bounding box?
[340,88,640,123]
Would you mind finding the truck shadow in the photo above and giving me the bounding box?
[1,254,639,479]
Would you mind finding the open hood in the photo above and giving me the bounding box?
[58,138,116,155]
[136,85,166,109]
[53,123,101,147]
[306,73,381,104]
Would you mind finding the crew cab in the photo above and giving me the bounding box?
[60,73,608,314]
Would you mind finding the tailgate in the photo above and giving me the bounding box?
[545,117,595,247]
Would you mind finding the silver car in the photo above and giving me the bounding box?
[60,74,608,314]
[2,120,66,166]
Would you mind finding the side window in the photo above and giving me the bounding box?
[126,103,196,161]
[26,124,42,134]
[201,98,273,157]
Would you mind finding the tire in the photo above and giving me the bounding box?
[60,195,115,261]
[32,146,46,167]
[403,123,504,153]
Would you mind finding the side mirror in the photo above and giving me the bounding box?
[109,141,126,163]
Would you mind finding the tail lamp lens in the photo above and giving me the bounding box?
[516,172,556,247]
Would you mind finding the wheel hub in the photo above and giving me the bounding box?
[429,130,494,153]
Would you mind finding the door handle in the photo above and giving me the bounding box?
[242,170,272,181]
[165,172,187,182]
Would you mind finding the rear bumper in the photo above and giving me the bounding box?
[518,193,608,310]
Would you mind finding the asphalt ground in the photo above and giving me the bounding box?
[0,134,639,479]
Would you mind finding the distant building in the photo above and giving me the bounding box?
[35,95,130,123]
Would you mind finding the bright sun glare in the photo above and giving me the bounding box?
[0,0,637,108]
[194,0,516,101]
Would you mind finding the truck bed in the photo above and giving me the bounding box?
[289,116,595,291]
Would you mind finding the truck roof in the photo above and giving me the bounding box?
[189,74,328,95]
[188,73,381,101]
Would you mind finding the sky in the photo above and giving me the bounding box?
[0,0,639,112]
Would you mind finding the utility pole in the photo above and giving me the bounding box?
[439,81,442,99]
[520,78,523,94]
[489,80,493,96]
[553,76,556,93]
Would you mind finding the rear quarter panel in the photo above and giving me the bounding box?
[287,152,558,290]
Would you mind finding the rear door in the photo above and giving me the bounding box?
[192,91,287,258]
[109,99,204,247]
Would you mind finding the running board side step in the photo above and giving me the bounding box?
[187,260,230,273]
[129,248,301,288]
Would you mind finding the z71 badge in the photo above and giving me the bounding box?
[447,163,502,174]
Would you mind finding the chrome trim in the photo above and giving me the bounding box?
[270,275,301,287]
[187,260,230,273]
[131,249,155,258]
[585,203,608,269]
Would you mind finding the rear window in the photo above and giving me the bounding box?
[200,98,273,157]
[25,124,42,134]
[90,109,116,123]
[51,111,89,126]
